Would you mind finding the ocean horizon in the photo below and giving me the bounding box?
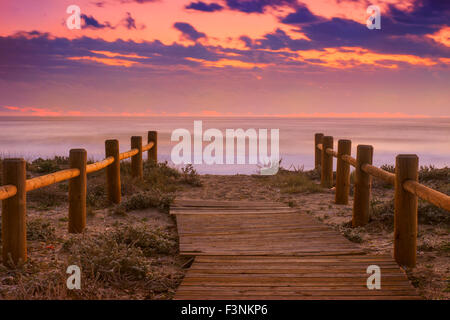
[1,116,449,174]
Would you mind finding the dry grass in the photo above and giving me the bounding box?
[255,166,324,194]
[273,172,323,194]
[0,157,201,300]
[27,156,69,174]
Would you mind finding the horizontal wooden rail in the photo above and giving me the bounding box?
[26,168,80,192]
[403,180,450,212]
[341,154,357,167]
[315,133,449,268]
[119,148,139,161]
[361,163,395,185]
[0,185,17,201]
[142,141,154,152]
[326,148,338,157]
[0,131,158,267]
[86,156,114,174]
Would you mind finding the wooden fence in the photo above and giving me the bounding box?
[0,131,158,267]
[314,133,450,268]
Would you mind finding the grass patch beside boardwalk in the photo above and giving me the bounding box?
[273,171,323,194]
[254,165,324,195]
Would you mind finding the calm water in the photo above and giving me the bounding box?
[0,117,449,174]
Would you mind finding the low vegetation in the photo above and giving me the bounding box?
[273,171,323,194]
[0,156,201,299]
[255,164,324,194]
[110,189,174,215]
[27,156,69,174]
[59,223,183,297]
[26,218,56,242]
[2,157,202,213]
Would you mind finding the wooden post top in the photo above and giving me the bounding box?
[396,154,418,159]
[69,149,87,154]
[357,144,373,150]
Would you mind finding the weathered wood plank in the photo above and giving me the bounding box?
[172,200,420,300]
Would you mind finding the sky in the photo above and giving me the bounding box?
[0,0,449,117]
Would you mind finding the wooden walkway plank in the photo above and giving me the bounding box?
[172,200,420,300]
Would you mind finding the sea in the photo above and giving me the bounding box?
[0,117,448,174]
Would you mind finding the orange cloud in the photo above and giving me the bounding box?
[3,106,62,116]
[91,50,148,59]
[5,106,20,110]
[427,26,450,47]
[294,47,439,69]
[201,110,222,116]
[185,57,269,69]
[67,56,140,67]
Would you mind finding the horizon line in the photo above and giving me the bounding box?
[1,108,448,119]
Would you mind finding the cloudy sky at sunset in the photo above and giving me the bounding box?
[0,0,449,117]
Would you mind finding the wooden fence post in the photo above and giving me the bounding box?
[314,133,324,170]
[321,136,333,188]
[131,136,143,179]
[335,139,351,205]
[69,149,87,233]
[105,139,121,204]
[394,154,418,268]
[148,131,157,163]
[352,145,373,227]
[2,158,27,266]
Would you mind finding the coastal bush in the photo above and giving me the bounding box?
[27,157,68,173]
[27,184,67,210]
[112,225,177,256]
[273,171,323,194]
[110,189,174,215]
[143,161,180,191]
[369,198,394,229]
[342,227,364,243]
[418,200,450,225]
[26,218,56,242]
[87,182,107,208]
[370,197,449,227]
[180,164,202,187]
[62,224,178,284]
[419,166,449,182]
[64,233,150,282]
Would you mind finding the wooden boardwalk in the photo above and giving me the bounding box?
[172,200,420,300]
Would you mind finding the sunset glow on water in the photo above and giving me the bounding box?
[1,116,448,174]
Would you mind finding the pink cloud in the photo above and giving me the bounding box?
[2,106,62,116]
